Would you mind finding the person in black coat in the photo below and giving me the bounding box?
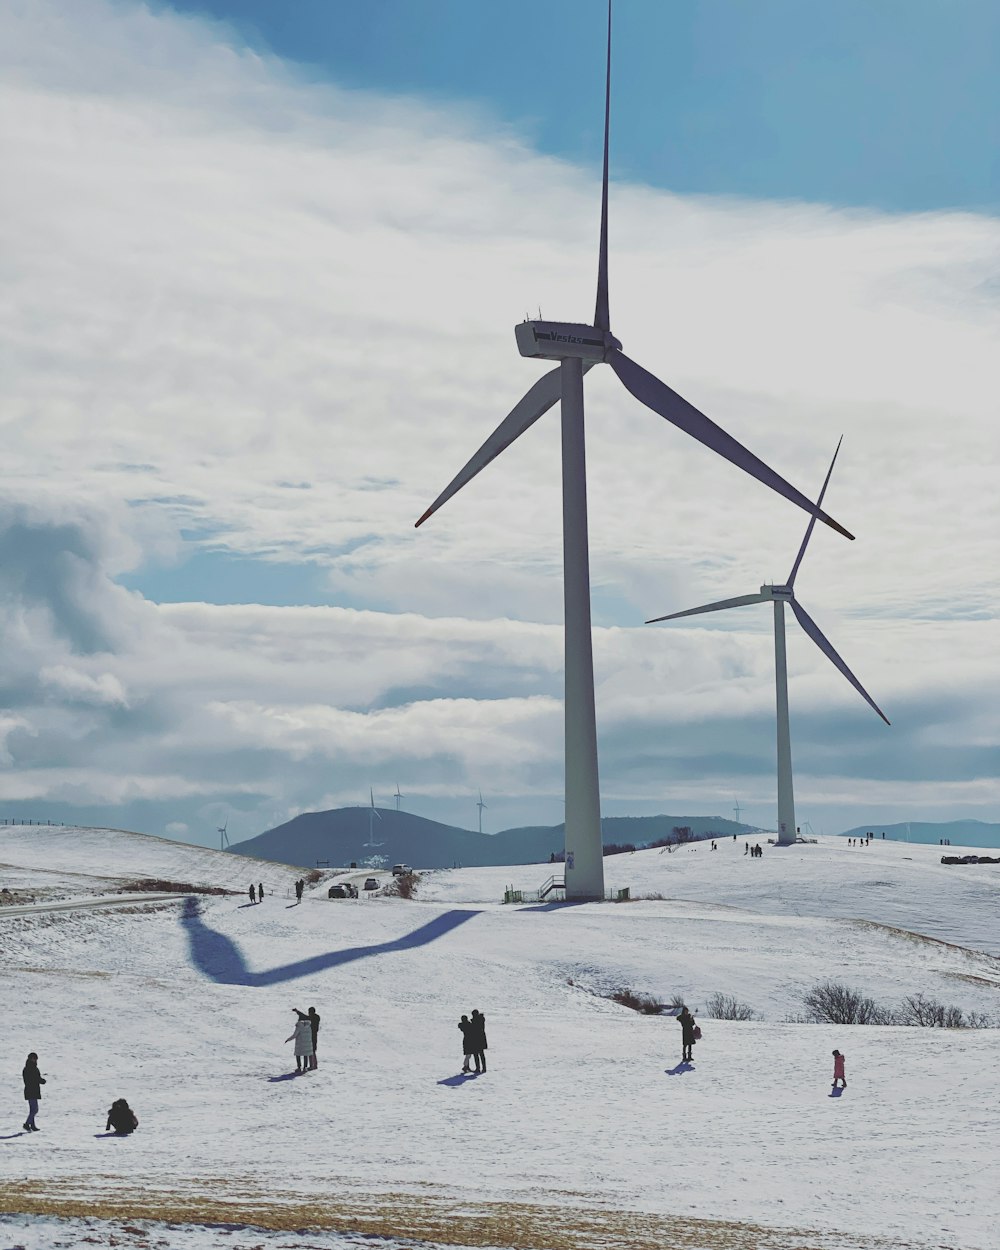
[678,1006,697,1062]
[458,1014,474,1072]
[258,881,264,903]
[106,1098,138,1135]
[22,1052,45,1131]
[469,1009,487,1073]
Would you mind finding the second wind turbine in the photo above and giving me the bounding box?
[416,5,854,899]
[647,439,889,846]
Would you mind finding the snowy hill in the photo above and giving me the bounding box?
[2,829,999,1250]
[0,823,303,903]
[839,818,1000,847]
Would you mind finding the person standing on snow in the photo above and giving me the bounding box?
[22,1052,45,1131]
[258,881,264,903]
[469,1009,487,1073]
[458,1013,475,1072]
[832,1050,847,1088]
[286,1013,314,1073]
[295,879,304,903]
[294,1006,321,1069]
[678,1006,697,1063]
[249,884,256,904]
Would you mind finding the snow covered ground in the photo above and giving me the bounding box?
[2,827,999,1250]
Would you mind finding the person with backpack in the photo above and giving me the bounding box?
[469,1009,488,1073]
[22,1052,45,1131]
[678,1006,698,1062]
[106,1098,139,1135]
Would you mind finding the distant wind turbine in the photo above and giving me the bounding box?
[416,3,853,900]
[394,783,403,813]
[476,790,488,835]
[647,438,887,847]
[217,820,230,852]
[364,788,385,849]
[733,800,742,826]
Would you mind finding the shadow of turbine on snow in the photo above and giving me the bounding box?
[179,896,480,986]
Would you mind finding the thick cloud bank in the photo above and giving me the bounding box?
[0,0,996,839]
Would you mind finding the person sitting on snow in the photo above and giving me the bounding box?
[106,1098,139,1135]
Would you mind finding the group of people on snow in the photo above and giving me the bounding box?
[21,1052,137,1136]
[248,881,265,903]
[458,1009,488,1073]
[286,1006,321,1072]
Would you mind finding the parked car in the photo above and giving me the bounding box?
[327,882,358,899]
[363,877,379,891]
[391,864,411,876]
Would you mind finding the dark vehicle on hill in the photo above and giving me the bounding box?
[328,882,358,899]
[363,877,379,891]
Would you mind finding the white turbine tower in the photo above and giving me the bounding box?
[217,820,229,852]
[394,783,403,813]
[364,788,384,849]
[733,800,742,826]
[415,4,853,899]
[647,439,888,847]
[476,790,487,834]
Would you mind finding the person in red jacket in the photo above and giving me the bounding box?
[832,1050,847,1088]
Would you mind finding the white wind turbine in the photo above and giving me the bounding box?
[394,783,403,813]
[217,819,230,852]
[415,4,853,898]
[364,788,384,849]
[647,439,888,847]
[476,790,488,834]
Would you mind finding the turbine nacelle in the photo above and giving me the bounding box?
[515,320,621,363]
[764,584,793,601]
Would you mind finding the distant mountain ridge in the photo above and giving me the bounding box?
[838,819,1000,848]
[228,808,753,870]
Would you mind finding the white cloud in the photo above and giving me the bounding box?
[0,0,996,839]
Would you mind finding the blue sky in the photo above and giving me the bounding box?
[168,0,999,212]
[1,0,997,845]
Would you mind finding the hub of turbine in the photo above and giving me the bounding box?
[515,320,621,362]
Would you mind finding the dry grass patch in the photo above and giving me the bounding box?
[0,1178,921,1250]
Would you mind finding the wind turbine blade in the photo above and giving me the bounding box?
[646,593,767,624]
[787,436,843,588]
[608,351,854,540]
[594,0,612,332]
[790,599,890,726]
[415,365,563,527]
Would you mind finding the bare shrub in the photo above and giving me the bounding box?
[304,869,323,884]
[802,981,896,1025]
[705,992,757,1021]
[382,871,418,899]
[668,993,686,1011]
[900,994,994,1028]
[610,988,667,1015]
